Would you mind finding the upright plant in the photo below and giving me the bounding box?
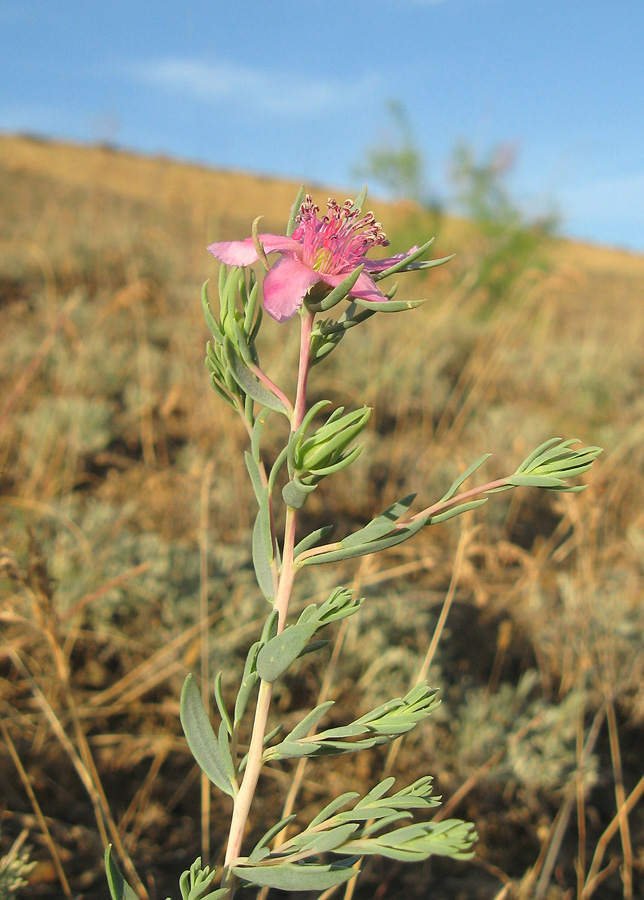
[106,187,601,899]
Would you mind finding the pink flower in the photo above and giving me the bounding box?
[207,195,416,322]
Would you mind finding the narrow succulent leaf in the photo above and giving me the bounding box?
[362,812,414,836]
[217,263,227,307]
[293,526,334,558]
[302,516,429,567]
[308,792,361,829]
[266,740,318,759]
[214,672,232,736]
[297,399,332,436]
[284,701,335,742]
[372,237,435,281]
[308,265,365,313]
[298,638,329,658]
[314,723,369,740]
[224,337,288,414]
[234,642,260,727]
[356,777,397,805]
[287,185,307,236]
[218,720,236,786]
[180,675,234,797]
[243,279,259,332]
[402,253,455,272]
[351,295,427,313]
[341,494,417,548]
[295,823,359,855]
[105,846,139,900]
[309,445,363,477]
[268,446,289,493]
[507,474,565,488]
[207,373,236,408]
[515,437,563,473]
[441,455,492,502]
[351,185,368,211]
[232,860,358,891]
[261,609,280,643]
[232,319,253,366]
[256,622,318,682]
[428,498,488,524]
[251,409,270,463]
[248,815,298,863]
[253,512,275,602]
[245,452,267,509]
[343,818,476,862]
[201,281,221,339]
[249,304,263,343]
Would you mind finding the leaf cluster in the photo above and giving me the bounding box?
[231,776,475,890]
[265,682,439,761]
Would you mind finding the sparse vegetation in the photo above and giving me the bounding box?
[1,133,644,899]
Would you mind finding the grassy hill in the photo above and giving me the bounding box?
[1,133,643,900]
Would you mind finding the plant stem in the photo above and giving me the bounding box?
[222,310,314,893]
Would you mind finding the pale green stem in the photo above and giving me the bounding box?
[222,310,314,893]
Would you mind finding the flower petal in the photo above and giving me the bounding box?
[263,257,321,322]
[207,234,301,265]
[322,270,387,304]
[362,247,419,274]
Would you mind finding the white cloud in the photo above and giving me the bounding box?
[132,58,381,118]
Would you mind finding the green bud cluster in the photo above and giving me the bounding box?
[281,401,371,509]
[203,266,263,420]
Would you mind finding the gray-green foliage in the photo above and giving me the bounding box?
[0,834,35,900]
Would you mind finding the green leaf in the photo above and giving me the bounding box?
[248,815,297,864]
[343,818,476,862]
[293,525,334,558]
[284,700,335,742]
[307,265,365,313]
[256,622,318,682]
[350,295,428,313]
[250,408,270,462]
[201,281,221,339]
[234,642,260,727]
[428,497,488,524]
[214,672,232,736]
[105,846,139,900]
[300,514,429,567]
[252,512,275,602]
[180,675,235,797]
[218,720,236,783]
[232,859,358,891]
[440,454,492,502]
[372,237,436,281]
[341,494,417,548]
[295,822,359,854]
[507,473,566,488]
[287,186,306,236]
[224,337,288,414]
[351,185,368,211]
[356,776,397,806]
[308,792,361,828]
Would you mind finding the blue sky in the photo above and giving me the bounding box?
[2,0,643,250]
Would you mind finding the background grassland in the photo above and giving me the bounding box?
[1,134,643,900]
